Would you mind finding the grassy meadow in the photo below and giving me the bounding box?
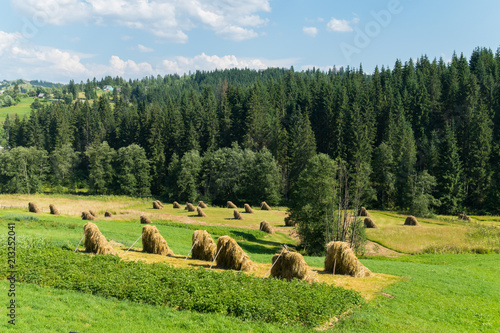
[0,194,499,331]
[0,97,33,123]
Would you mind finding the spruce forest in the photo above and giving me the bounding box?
[1,47,500,215]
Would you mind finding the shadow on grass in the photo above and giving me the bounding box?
[231,231,293,255]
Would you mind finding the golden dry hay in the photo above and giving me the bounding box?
[324,241,371,278]
[28,202,41,213]
[458,213,471,221]
[260,201,271,210]
[142,225,173,256]
[244,203,254,214]
[259,221,274,234]
[191,230,217,261]
[196,206,207,217]
[89,210,97,217]
[271,251,318,282]
[140,215,152,224]
[104,211,112,217]
[198,201,208,208]
[49,204,60,215]
[83,222,117,255]
[153,200,164,209]
[233,210,244,220]
[227,201,237,209]
[173,201,182,209]
[185,203,196,212]
[358,207,370,217]
[81,211,95,220]
[216,236,254,272]
[404,216,420,226]
[364,217,377,228]
[284,216,295,226]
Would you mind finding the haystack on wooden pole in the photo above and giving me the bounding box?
[49,204,60,215]
[227,201,237,209]
[216,235,254,271]
[404,216,420,226]
[324,241,371,278]
[89,210,97,218]
[83,222,117,255]
[233,209,244,220]
[284,216,295,226]
[198,201,208,208]
[81,211,94,220]
[458,213,471,221]
[191,230,217,261]
[140,215,152,224]
[104,211,112,217]
[244,203,254,214]
[196,206,207,217]
[185,203,196,212]
[259,221,274,234]
[364,217,377,228]
[153,200,164,209]
[358,206,370,217]
[271,250,317,282]
[28,202,41,213]
[173,201,182,209]
[142,225,173,255]
[260,201,271,210]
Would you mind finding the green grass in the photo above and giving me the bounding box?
[0,97,33,123]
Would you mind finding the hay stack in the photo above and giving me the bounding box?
[49,204,60,215]
[458,213,471,221]
[198,201,208,208]
[259,221,274,234]
[104,211,112,217]
[197,206,207,217]
[28,202,41,213]
[81,211,94,220]
[227,201,237,209]
[233,210,244,220]
[404,216,420,226]
[284,216,295,226]
[185,203,196,212]
[271,251,317,282]
[140,215,152,224]
[142,225,172,255]
[153,200,164,209]
[89,210,97,218]
[191,230,217,261]
[173,201,182,208]
[83,222,116,255]
[216,236,253,271]
[358,207,370,217]
[364,217,377,228]
[324,241,371,278]
[244,203,254,214]
[260,201,271,210]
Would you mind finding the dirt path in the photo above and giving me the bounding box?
[364,241,404,257]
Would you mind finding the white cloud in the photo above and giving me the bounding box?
[327,17,356,32]
[137,44,154,53]
[302,26,318,37]
[11,0,271,42]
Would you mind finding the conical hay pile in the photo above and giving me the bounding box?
[358,206,370,217]
[89,210,97,217]
[458,213,471,221]
[198,201,208,208]
[173,201,182,209]
[142,225,173,255]
[191,230,217,261]
[271,251,318,282]
[185,203,196,212]
[197,206,207,217]
[404,216,420,226]
[81,211,94,220]
[216,236,254,271]
[233,209,244,220]
[104,211,112,217]
[260,201,271,210]
[140,215,152,224]
[244,203,254,213]
[28,202,41,213]
[259,221,274,234]
[364,217,377,228]
[324,241,371,278]
[227,201,237,209]
[83,222,116,255]
[153,200,164,209]
[49,204,60,215]
[284,216,295,226]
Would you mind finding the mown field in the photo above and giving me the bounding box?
[0,97,33,123]
[1,194,499,332]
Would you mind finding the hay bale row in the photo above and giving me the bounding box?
[244,203,254,214]
[259,221,274,234]
[153,200,164,209]
[233,210,244,220]
[197,206,207,217]
[284,216,295,226]
[81,211,94,220]
[324,241,371,278]
[191,230,217,261]
[142,225,172,255]
[173,201,182,209]
[404,216,420,226]
[216,236,253,271]
[358,206,370,217]
[198,201,208,208]
[140,215,152,224]
[28,202,41,213]
[364,217,377,228]
[271,251,317,282]
[104,211,113,217]
[49,204,60,215]
[84,222,116,255]
[260,201,271,210]
[185,203,196,212]
[227,201,237,209]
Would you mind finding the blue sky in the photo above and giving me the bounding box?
[1,0,499,83]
